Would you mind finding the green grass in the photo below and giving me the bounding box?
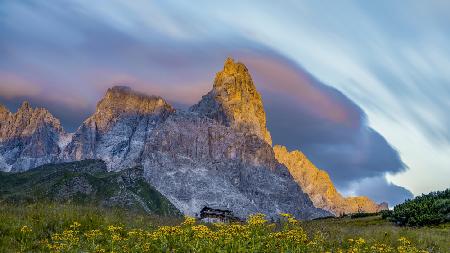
[1,164,448,252]
[302,216,450,252]
[0,203,448,252]
[0,203,183,252]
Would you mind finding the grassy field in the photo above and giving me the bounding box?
[1,203,449,252]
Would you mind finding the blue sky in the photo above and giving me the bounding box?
[1,0,449,206]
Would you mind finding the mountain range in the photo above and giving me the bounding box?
[0,58,387,219]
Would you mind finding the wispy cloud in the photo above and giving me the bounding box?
[1,0,447,199]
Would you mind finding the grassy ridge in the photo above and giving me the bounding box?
[0,160,181,216]
[0,203,448,252]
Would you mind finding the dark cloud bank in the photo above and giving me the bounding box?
[0,1,413,206]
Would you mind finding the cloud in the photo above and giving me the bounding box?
[342,176,414,207]
[0,72,41,99]
[238,52,406,184]
[0,0,418,203]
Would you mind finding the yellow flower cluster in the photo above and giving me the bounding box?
[20,225,32,234]
[247,213,268,226]
[17,214,429,253]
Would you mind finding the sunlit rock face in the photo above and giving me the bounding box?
[0,102,64,172]
[273,145,388,215]
[63,86,174,170]
[191,57,272,145]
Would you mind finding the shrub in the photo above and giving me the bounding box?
[385,189,450,226]
[350,212,379,219]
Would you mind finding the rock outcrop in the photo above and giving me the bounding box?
[273,145,388,215]
[191,57,272,145]
[0,102,64,172]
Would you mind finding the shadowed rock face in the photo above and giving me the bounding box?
[273,145,388,215]
[0,58,385,219]
[140,111,328,219]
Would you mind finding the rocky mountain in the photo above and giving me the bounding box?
[0,101,64,172]
[0,159,180,216]
[191,58,272,145]
[274,145,388,215]
[63,86,174,170]
[0,57,386,219]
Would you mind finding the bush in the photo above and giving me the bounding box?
[350,212,379,219]
[385,189,450,226]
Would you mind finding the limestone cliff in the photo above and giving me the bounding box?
[191,57,272,145]
[273,145,388,215]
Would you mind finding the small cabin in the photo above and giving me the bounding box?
[199,206,241,223]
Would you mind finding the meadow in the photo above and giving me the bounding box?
[0,203,449,252]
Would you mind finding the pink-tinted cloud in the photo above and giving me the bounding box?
[239,53,361,128]
[0,72,41,99]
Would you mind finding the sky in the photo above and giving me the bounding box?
[1,0,449,206]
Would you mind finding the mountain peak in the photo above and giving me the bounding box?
[192,57,272,145]
[18,101,32,112]
[221,57,248,76]
[98,85,174,115]
[0,103,10,115]
[0,101,63,143]
[90,86,174,131]
[108,85,132,93]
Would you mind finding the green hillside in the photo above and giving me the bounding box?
[0,160,180,217]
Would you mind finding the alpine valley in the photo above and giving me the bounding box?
[0,58,388,220]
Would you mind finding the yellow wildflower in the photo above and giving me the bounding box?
[247,213,267,226]
[20,225,32,234]
[181,216,196,226]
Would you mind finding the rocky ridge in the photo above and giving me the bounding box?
[0,102,64,172]
[0,57,386,218]
[273,145,388,215]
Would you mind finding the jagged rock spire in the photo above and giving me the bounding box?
[0,103,10,118]
[191,57,272,145]
[0,101,63,140]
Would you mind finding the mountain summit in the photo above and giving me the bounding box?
[91,86,174,132]
[192,57,272,145]
[0,58,386,218]
[64,85,174,169]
